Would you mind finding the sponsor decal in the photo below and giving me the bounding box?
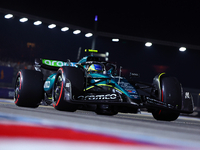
[119,81,137,94]
[42,59,76,67]
[42,59,67,67]
[130,95,139,99]
[78,94,117,100]
[127,90,136,93]
[0,88,15,98]
[8,91,15,97]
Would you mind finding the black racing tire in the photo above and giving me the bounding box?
[14,69,43,108]
[152,75,182,121]
[52,66,84,111]
[152,110,180,121]
[95,105,118,116]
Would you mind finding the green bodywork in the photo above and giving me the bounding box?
[42,57,140,100]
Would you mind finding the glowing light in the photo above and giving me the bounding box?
[73,30,81,34]
[19,17,28,23]
[95,15,98,21]
[4,14,13,19]
[179,47,186,52]
[48,24,56,29]
[145,42,152,47]
[85,33,93,37]
[85,49,98,53]
[112,39,119,42]
[61,27,69,31]
[33,21,42,25]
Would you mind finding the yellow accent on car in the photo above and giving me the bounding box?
[158,72,165,89]
[158,72,165,81]
[85,49,98,53]
[85,84,123,93]
[85,86,94,91]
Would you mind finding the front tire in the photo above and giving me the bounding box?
[152,74,182,121]
[52,66,84,111]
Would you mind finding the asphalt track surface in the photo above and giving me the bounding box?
[0,98,200,149]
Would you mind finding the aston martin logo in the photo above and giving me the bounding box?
[78,94,117,100]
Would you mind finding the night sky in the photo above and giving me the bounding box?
[1,1,200,89]
[1,0,200,45]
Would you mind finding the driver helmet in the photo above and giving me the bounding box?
[88,64,103,73]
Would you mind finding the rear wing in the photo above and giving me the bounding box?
[34,58,77,71]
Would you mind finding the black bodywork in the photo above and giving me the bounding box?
[14,54,194,121]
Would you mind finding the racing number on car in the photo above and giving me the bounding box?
[0,70,4,79]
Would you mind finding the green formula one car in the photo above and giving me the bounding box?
[14,51,194,121]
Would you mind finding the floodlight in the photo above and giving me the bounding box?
[19,17,28,23]
[73,30,81,34]
[34,21,42,25]
[4,14,13,19]
[145,42,152,47]
[61,27,69,31]
[179,47,186,52]
[112,39,119,42]
[48,24,56,29]
[85,33,93,37]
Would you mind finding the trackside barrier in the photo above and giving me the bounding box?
[0,87,14,99]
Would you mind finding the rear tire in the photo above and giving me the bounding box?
[152,74,182,121]
[14,69,43,108]
[52,66,84,111]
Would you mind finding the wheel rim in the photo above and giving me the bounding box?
[14,76,20,101]
[54,74,62,104]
